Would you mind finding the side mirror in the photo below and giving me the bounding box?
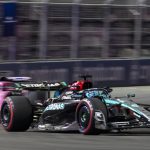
[127,94,135,98]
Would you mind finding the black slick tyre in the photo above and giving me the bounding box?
[76,97,107,135]
[1,96,32,131]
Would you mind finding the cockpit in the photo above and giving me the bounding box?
[59,88,111,101]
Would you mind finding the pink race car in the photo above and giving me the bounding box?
[0,77,31,111]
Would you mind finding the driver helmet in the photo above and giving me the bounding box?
[69,81,83,91]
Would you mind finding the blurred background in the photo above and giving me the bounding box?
[1,0,150,60]
[0,0,150,87]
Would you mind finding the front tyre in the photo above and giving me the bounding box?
[78,105,91,132]
[1,96,33,131]
[76,98,108,135]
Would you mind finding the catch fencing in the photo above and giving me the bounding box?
[0,1,150,60]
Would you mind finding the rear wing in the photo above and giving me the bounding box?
[0,76,31,82]
[20,82,67,91]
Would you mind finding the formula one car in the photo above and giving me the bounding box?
[0,75,91,111]
[0,76,32,111]
[1,82,150,135]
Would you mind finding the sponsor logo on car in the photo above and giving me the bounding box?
[44,103,65,111]
[21,83,61,88]
[86,91,99,98]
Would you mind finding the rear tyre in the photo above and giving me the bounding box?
[1,96,32,131]
[76,98,108,135]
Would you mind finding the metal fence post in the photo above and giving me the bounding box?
[8,37,16,60]
[102,4,110,58]
[39,0,48,59]
[133,5,142,57]
[70,0,80,58]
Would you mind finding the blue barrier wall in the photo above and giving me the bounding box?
[0,59,150,87]
[2,2,17,37]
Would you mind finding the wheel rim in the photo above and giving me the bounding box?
[1,104,11,127]
[78,106,90,130]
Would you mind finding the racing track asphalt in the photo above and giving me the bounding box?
[0,86,150,150]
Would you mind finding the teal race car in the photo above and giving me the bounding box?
[1,83,150,134]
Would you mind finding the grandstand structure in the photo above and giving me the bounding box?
[0,0,150,60]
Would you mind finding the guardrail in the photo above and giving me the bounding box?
[0,58,150,87]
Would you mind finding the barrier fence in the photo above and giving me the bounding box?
[0,58,150,87]
[0,1,150,61]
